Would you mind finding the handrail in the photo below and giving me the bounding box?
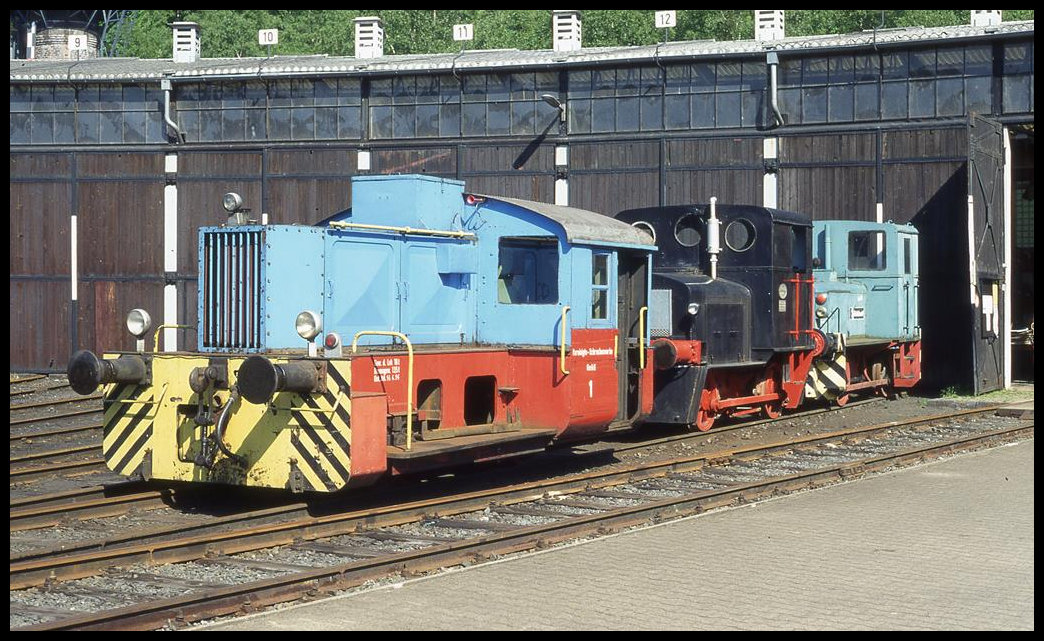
[559,306,571,375]
[351,331,414,451]
[638,306,648,370]
[328,220,476,240]
[152,324,194,353]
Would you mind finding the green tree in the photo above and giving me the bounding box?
[109,10,1034,59]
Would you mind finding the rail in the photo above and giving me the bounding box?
[152,324,194,353]
[351,331,414,451]
[328,221,476,240]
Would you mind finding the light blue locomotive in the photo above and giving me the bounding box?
[807,220,922,404]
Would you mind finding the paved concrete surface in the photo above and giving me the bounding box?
[200,437,1034,631]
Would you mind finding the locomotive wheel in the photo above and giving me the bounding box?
[694,388,719,431]
[834,393,850,407]
[694,408,717,432]
[762,402,783,419]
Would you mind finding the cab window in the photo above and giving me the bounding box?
[498,237,559,304]
[849,231,886,271]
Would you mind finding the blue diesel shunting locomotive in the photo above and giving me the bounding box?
[69,174,659,492]
[806,220,922,404]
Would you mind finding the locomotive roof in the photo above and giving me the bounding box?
[618,203,811,228]
[477,195,657,249]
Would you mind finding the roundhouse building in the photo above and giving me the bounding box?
[9,11,1034,393]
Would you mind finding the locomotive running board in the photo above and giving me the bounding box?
[387,428,558,474]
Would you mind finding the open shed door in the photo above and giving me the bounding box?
[967,115,1006,394]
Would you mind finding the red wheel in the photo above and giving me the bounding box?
[694,408,716,432]
[694,388,719,431]
[834,393,850,407]
[762,403,782,419]
[810,329,828,357]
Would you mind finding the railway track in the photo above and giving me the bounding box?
[9,382,108,488]
[9,397,887,535]
[10,404,1031,630]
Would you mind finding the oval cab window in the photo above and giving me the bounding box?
[632,221,656,244]
[725,218,755,252]
[674,214,702,247]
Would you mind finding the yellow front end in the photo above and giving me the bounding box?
[101,354,355,492]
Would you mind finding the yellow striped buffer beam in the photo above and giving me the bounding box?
[100,354,355,492]
[804,333,848,402]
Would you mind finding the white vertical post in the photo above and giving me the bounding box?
[763,138,778,208]
[164,153,178,351]
[554,145,569,206]
[1002,127,1012,388]
[555,178,569,207]
[967,195,978,307]
[70,214,78,303]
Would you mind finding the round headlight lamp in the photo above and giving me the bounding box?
[126,308,153,338]
[815,307,828,319]
[295,311,322,341]
[687,303,700,316]
[222,192,244,213]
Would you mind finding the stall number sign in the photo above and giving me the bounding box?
[68,35,91,52]
[655,11,677,28]
[453,24,474,41]
[258,29,279,46]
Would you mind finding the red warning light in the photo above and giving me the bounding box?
[464,194,485,206]
[324,333,340,349]
[815,293,828,305]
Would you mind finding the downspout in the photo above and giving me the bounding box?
[767,51,785,128]
[161,77,185,143]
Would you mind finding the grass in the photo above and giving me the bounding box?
[932,384,1034,404]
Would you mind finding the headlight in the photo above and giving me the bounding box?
[126,308,152,338]
[295,310,322,341]
[815,307,828,319]
[687,302,700,316]
[222,192,244,213]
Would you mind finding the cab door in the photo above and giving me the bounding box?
[617,250,649,422]
[898,231,919,340]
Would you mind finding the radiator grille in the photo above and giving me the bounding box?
[202,230,263,349]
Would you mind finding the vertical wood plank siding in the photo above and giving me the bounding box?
[8,127,975,370]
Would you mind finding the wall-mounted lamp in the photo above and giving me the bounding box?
[541,93,567,123]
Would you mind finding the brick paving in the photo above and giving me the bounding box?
[200,439,1034,631]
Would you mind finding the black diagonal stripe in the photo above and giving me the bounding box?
[326,365,351,396]
[104,397,153,459]
[104,383,129,409]
[103,385,147,437]
[302,395,352,459]
[321,366,353,428]
[321,390,353,430]
[112,425,152,476]
[291,433,336,491]
[292,411,349,485]
[824,362,847,390]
